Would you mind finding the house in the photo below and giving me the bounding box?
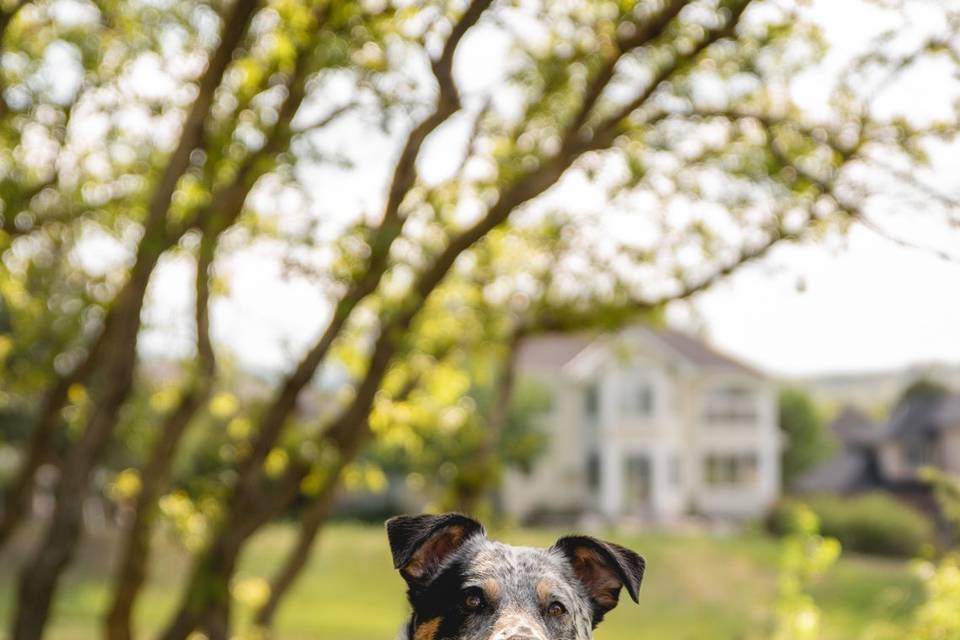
[793,406,884,494]
[795,392,960,495]
[878,393,960,481]
[500,326,781,524]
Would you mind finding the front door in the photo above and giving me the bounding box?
[623,453,653,514]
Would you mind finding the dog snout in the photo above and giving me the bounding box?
[493,625,541,640]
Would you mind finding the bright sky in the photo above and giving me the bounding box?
[139,0,960,379]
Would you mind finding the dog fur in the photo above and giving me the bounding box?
[387,513,645,640]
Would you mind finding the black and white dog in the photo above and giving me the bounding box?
[387,513,645,640]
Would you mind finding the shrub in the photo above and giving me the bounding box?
[767,493,935,558]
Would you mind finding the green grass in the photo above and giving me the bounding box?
[0,523,923,640]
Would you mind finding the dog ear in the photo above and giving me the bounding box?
[386,513,485,585]
[552,536,645,621]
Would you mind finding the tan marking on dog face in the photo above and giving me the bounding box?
[536,579,554,606]
[414,617,442,640]
[483,577,501,602]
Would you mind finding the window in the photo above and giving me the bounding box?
[586,452,601,492]
[584,384,600,419]
[622,376,655,418]
[703,385,757,425]
[703,453,758,487]
[905,435,935,467]
[624,454,652,505]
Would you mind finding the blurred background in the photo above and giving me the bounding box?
[1,0,960,639]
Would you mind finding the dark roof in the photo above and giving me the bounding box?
[793,450,876,494]
[886,395,948,440]
[829,406,882,446]
[516,327,763,377]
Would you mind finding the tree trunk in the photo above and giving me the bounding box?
[103,383,210,640]
[7,1,261,634]
[253,481,339,628]
[156,467,306,640]
[0,309,114,549]
[105,169,228,640]
[11,253,156,640]
[0,372,81,547]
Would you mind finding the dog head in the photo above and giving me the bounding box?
[386,513,645,640]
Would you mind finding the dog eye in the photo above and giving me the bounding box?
[546,602,567,617]
[463,589,484,611]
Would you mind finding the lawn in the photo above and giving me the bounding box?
[0,522,922,640]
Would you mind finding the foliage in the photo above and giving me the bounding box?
[897,379,951,408]
[904,470,960,640]
[773,505,841,640]
[768,494,935,559]
[779,387,834,486]
[369,373,551,512]
[906,558,960,640]
[2,0,960,636]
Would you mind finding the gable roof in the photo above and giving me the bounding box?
[884,392,960,440]
[829,406,882,447]
[515,333,596,374]
[517,326,764,379]
[647,328,763,377]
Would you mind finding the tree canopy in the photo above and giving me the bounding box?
[2,0,960,639]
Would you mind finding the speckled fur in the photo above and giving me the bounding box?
[392,520,642,640]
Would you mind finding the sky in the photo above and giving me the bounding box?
[139,0,960,379]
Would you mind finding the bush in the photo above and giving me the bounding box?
[767,493,935,558]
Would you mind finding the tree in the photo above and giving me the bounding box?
[780,387,834,486]
[1,0,959,638]
[898,378,951,408]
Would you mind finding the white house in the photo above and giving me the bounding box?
[501,326,781,524]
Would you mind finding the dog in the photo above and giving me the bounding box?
[387,512,645,640]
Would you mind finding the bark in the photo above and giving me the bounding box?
[101,56,324,629]
[11,251,159,640]
[155,4,755,637]
[251,472,340,628]
[154,5,499,628]
[104,236,217,640]
[253,375,421,628]
[8,1,260,636]
[142,0,259,238]
[0,328,106,549]
[232,0,493,493]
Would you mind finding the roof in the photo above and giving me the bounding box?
[829,406,882,447]
[649,328,763,377]
[516,333,596,374]
[884,392,960,440]
[793,450,876,494]
[516,326,764,378]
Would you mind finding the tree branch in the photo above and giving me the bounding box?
[564,0,691,139]
[231,0,494,493]
[144,0,260,239]
[583,0,754,151]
